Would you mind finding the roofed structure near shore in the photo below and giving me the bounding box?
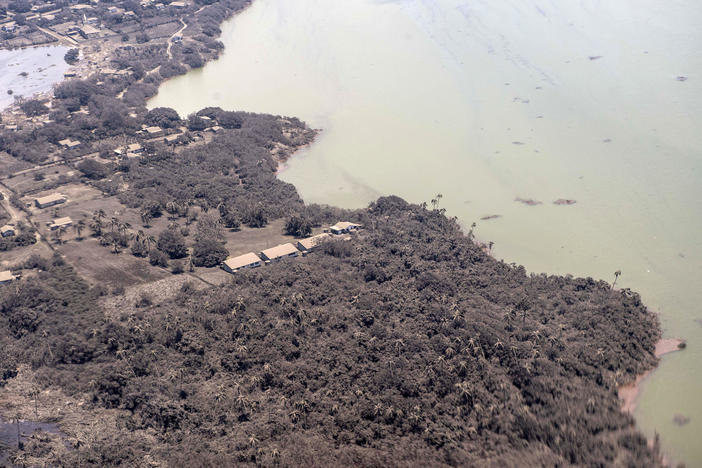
[222,253,263,273]
[330,221,361,235]
[35,193,66,209]
[1,225,15,237]
[260,243,300,262]
[296,233,331,252]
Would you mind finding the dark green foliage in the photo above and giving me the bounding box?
[64,48,79,65]
[77,159,110,180]
[0,199,663,466]
[186,114,207,131]
[20,99,48,117]
[145,107,181,129]
[191,238,228,267]
[284,214,312,238]
[241,203,268,228]
[157,228,187,259]
[149,249,169,267]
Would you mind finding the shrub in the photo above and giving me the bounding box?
[149,249,169,267]
[191,238,228,267]
[64,48,79,65]
[157,229,187,259]
[284,215,312,238]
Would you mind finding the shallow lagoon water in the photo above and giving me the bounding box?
[0,45,70,110]
[149,1,702,464]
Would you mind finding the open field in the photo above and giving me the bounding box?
[57,238,170,289]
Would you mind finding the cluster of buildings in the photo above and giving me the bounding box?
[222,222,360,274]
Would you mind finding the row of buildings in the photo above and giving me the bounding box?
[222,222,360,274]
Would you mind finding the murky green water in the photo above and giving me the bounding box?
[0,45,70,110]
[149,1,702,464]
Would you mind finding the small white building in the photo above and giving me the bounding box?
[49,217,73,231]
[58,138,81,149]
[222,252,262,273]
[35,193,66,209]
[0,270,17,284]
[260,243,299,263]
[330,222,361,235]
[296,233,331,253]
[1,225,15,237]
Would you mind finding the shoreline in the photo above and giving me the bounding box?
[618,337,685,415]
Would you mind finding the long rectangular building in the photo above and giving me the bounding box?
[296,233,331,252]
[35,193,66,209]
[222,252,262,273]
[260,243,299,263]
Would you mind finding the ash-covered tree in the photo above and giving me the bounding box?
[20,99,48,117]
[157,228,187,259]
[77,159,109,180]
[191,238,228,267]
[284,214,312,238]
[145,107,181,129]
[241,203,267,228]
[64,48,79,65]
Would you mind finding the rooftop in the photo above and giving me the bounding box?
[51,217,73,226]
[298,233,331,250]
[35,193,65,204]
[0,271,16,283]
[330,221,361,231]
[223,252,262,270]
[261,243,299,260]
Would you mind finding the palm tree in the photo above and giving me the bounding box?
[140,210,152,227]
[612,269,622,288]
[74,219,86,239]
[90,216,103,237]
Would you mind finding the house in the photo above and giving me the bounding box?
[1,22,17,33]
[170,1,186,7]
[330,221,361,235]
[222,252,263,273]
[127,143,143,153]
[0,270,17,284]
[296,233,331,253]
[58,138,81,149]
[144,126,163,137]
[78,24,100,39]
[1,225,15,237]
[260,243,299,263]
[35,193,66,209]
[49,217,73,230]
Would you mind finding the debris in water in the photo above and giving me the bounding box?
[480,214,501,220]
[588,56,603,60]
[515,197,542,206]
[553,199,576,205]
[676,76,688,81]
[512,141,525,145]
[603,138,612,143]
[672,414,690,426]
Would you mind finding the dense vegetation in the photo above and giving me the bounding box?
[0,0,667,466]
[0,198,663,466]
